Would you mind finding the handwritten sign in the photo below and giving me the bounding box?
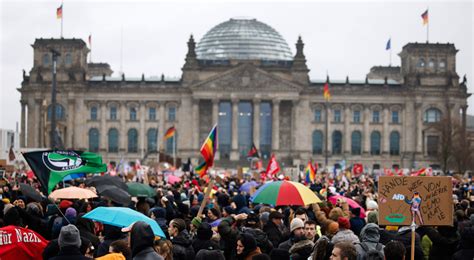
[378,176,453,226]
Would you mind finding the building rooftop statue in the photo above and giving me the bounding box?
[196,18,293,61]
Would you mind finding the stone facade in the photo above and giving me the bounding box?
[18,32,470,170]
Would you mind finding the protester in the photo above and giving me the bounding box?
[126,221,164,260]
[330,242,357,260]
[50,224,93,260]
[383,240,406,260]
[236,233,261,260]
[168,218,195,260]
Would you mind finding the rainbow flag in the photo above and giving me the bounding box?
[164,126,176,139]
[200,124,217,167]
[305,161,316,184]
[56,4,63,19]
[323,82,331,101]
[421,9,428,25]
[195,161,208,178]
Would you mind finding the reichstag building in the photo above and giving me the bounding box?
[18,18,469,169]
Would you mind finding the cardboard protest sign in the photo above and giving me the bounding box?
[378,176,453,226]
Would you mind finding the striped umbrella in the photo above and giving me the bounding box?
[251,181,321,206]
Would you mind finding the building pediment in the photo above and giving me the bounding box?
[189,63,303,92]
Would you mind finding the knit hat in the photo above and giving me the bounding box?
[290,218,305,233]
[327,221,339,235]
[59,200,73,210]
[191,217,202,228]
[58,224,81,248]
[337,217,350,229]
[367,211,379,224]
[367,200,378,210]
[65,207,77,218]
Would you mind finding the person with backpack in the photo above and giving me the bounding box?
[354,223,384,260]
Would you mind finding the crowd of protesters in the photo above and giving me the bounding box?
[0,165,473,260]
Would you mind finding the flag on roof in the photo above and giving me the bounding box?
[386,38,391,50]
[56,4,63,19]
[323,82,331,101]
[421,9,429,25]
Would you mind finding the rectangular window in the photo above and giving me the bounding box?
[334,110,341,123]
[372,111,380,123]
[427,136,439,156]
[149,108,156,121]
[353,110,361,123]
[314,110,322,122]
[90,107,98,121]
[392,111,399,123]
[130,108,137,121]
[168,107,176,122]
[110,107,117,120]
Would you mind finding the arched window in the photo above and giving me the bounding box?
[65,53,72,65]
[370,131,381,155]
[88,128,99,152]
[43,54,50,65]
[47,104,66,120]
[332,131,342,155]
[351,131,362,155]
[428,59,435,68]
[424,108,442,123]
[312,130,323,154]
[147,128,158,152]
[108,128,119,153]
[90,106,98,120]
[128,129,138,153]
[390,131,400,155]
[130,107,137,121]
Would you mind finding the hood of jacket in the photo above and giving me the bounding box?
[360,223,380,243]
[289,239,314,254]
[130,221,155,257]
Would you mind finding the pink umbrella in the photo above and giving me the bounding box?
[167,175,182,185]
[328,194,366,218]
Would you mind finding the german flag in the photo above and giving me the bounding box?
[56,4,63,19]
[323,82,331,101]
[421,9,428,25]
[164,126,176,139]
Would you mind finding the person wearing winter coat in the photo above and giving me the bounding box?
[354,223,385,260]
[96,224,128,258]
[393,226,424,260]
[289,237,314,260]
[50,224,93,260]
[75,214,101,251]
[192,222,220,254]
[279,218,306,251]
[169,218,195,260]
[127,221,164,260]
[331,217,360,245]
[420,225,460,260]
[218,214,243,260]
[263,211,285,248]
[453,226,474,260]
[236,233,262,260]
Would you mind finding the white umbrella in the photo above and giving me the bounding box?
[49,186,98,200]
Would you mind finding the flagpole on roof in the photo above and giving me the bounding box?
[61,0,63,38]
[389,37,392,66]
[426,7,429,43]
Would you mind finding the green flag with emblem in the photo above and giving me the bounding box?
[23,150,106,194]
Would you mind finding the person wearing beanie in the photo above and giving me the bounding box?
[278,218,305,251]
[331,217,360,244]
[349,207,365,236]
[192,222,220,254]
[50,224,92,260]
[236,233,262,260]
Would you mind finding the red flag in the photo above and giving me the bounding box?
[352,163,363,177]
[411,168,426,176]
[0,225,49,259]
[247,143,259,159]
[265,154,280,179]
[384,168,393,176]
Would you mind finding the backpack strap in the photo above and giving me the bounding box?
[375,243,383,251]
[360,242,369,252]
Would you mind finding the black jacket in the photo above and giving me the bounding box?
[453,227,474,260]
[422,226,460,260]
[263,221,283,248]
[96,224,127,258]
[130,221,163,260]
[49,246,93,260]
[171,231,195,260]
[394,227,424,260]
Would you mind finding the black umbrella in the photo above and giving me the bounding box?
[85,175,127,191]
[19,183,43,202]
[96,185,131,206]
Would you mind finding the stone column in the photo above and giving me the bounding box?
[343,104,351,154]
[100,102,107,151]
[272,99,280,151]
[415,103,423,154]
[382,105,390,154]
[253,99,261,149]
[192,99,199,150]
[212,99,220,159]
[326,105,332,156]
[140,102,146,158]
[363,105,370,154]
[159,103,166,152]
[462,105,468,131]
[20,101,26,147]
[230,98,240,160]
[67,99,75,149]
[34,99,42,148]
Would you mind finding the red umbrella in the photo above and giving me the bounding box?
[328,194,366,218]
[0,225,49,260]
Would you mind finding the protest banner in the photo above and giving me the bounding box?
[378,176,453,226]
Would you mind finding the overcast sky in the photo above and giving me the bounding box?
[1,0,472,130]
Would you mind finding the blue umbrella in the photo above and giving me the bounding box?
[239,181,259,193]
[82,207,166,238]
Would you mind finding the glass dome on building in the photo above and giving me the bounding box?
[196,18,293,61]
